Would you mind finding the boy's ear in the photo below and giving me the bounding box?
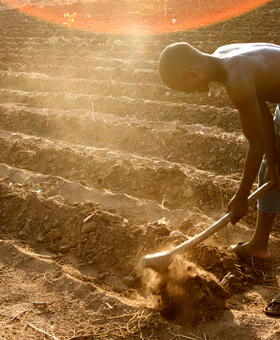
[187,70,200,79]
[181,69,200,81]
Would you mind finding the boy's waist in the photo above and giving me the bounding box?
[274,104,280,136]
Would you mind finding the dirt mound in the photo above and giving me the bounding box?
[0,181,145,287]
[142,243,272,326]
[145,259,229,326]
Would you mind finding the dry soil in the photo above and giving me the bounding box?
[1,1,280,339]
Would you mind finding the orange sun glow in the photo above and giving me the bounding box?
[0,0,273,35]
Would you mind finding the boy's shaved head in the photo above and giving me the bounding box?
[159,42,202,89]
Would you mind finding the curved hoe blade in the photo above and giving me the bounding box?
[140,251,173,272]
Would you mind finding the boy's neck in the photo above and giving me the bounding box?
[204,54,227,84]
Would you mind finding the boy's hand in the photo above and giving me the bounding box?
[265,164,280,189]
[227,195,249,225]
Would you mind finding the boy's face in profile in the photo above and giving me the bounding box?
[167,70,210,94]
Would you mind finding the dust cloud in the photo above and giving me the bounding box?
[142,255,229,326]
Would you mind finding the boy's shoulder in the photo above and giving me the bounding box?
[213,43,246,57]
[223,67,257,104]
[214,42,279,58]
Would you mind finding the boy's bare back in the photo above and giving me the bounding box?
[214,43,280,103]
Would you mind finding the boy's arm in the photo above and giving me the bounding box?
[227,82,278,223]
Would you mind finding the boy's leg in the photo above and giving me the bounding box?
[245,118,280,259]
[239,210,275,260]
[230,156,277,260]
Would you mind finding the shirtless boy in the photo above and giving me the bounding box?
[159,42,280,315]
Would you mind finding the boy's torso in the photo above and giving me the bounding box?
[214,43,280,103]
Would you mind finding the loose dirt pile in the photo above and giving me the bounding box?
[1,1,280,339]
[142,243,273,326]
[144,259,229,326]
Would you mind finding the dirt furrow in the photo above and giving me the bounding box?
[0,129,240,213]
[0,104,245,171]
[0,60,159,83]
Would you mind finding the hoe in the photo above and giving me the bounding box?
[140,181,274,272]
